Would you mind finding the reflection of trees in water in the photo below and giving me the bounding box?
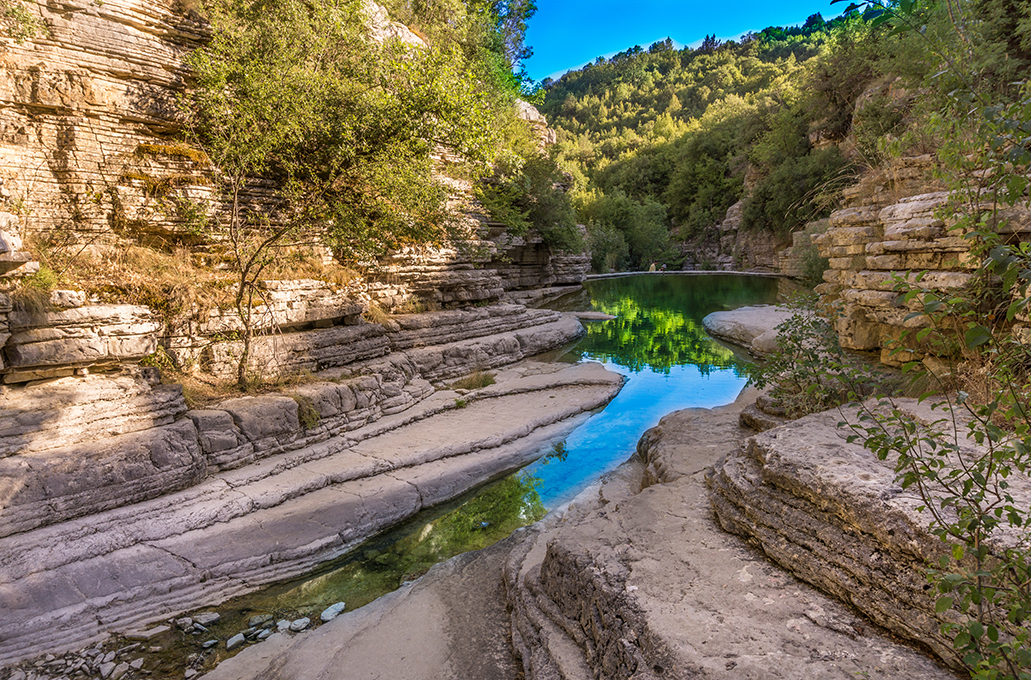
[574,275,780,374]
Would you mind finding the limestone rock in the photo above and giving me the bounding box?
[0,370,186,457]
[706,399,1028,668]
[505,402,957,680]
[702,305,794,354]
[0,418,205,537]
[3,304,161,382]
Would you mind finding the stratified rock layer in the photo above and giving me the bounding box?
[504,401,959,680]
[0,358,623,664]
[706,399,1025,668]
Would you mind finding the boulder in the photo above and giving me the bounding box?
[702,305,794,354]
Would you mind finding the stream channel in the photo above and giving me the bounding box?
[156,273,788,674]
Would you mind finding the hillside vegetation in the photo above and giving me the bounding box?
[537,2,1031,271]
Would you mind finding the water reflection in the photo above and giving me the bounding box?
[210,275,782,644]
[527,274,781,506]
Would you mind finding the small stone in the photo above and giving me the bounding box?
[102,652,116,664]
[175,618,194,631]
[125,625,170,641]
[257,630,272,640]
[110,662,129,680]
[130,659,144,670]
[193,612,220,627]
[288,618,310,632]
[192,623,208,633]
[10,671,26,680]
[226,633,245,651]
[320,602,346,622]
[276,620,291,632]
[184,671,197,679]
[45,655,55,662]
[99,662,116,679]
[201,640,218,649]
[248,614,272,628]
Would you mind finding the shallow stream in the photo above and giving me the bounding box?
[146,274,786,675]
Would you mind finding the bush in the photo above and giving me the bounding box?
[742,148,851,236]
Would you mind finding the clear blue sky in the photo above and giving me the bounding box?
[523,0,842,82]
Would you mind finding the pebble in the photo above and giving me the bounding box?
[10,672,26,680]
[276,619,291,632]
[257,630,272,640]
[226,633,246,651]
[175,617,194,631]
[110,662,129,680]
[288,618,310,632]
[320,602,346,622]
[130,659,144,670]
[99,662,115,679]
[202,640,218,649]
[102,652,115,664]
[248,614,272,627]
[185,670,197,679]
[193,612,221,627]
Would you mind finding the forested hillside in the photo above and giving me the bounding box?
[536,3,1031,272]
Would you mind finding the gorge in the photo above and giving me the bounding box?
[3,0,1031,678]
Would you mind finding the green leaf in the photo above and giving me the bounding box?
[965,325,992,349]
[935,596,954,613]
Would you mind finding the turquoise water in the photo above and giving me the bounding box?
[529,274,781,506]
[185,274,783,666]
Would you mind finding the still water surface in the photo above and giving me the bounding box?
[192,274,783,664]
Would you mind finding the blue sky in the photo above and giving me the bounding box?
[523,0,842,82]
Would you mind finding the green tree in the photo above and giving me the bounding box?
[184,0,504,384]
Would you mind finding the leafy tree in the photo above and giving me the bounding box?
[477,154,583,252]
[184,0,504,383]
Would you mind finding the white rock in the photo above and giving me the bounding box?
[193,612,221,626]
[276,620,291,632]
[110,662,129,680]
[288,617,310,632]
[320,602,346,622]
[99,662,115,678]
[226,633,245,651]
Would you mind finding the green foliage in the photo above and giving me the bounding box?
[578,190,673,270]
[746,294,896,417]
[586,221,629,273]
[1,0,44,43]
[185,0,505,262]
[477,155,583,252]
[742,147,852,236]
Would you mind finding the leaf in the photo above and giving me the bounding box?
[953,545,965,561]
[964,325,992,349]
[935,596,954,613]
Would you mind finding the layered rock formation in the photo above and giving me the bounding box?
[809,156,984,366]
[0,315,621,663]
[680,200,792,272]
[706,398,1031,669]
[503,399,958,680]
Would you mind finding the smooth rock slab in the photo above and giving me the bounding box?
[702,304,794,354]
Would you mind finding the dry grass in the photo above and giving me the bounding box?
[449,370,496,391]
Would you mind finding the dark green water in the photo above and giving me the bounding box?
[167,274,782,672]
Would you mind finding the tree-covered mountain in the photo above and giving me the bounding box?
[536,3,1031,272]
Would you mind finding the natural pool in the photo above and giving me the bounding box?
[167,274,784,673]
